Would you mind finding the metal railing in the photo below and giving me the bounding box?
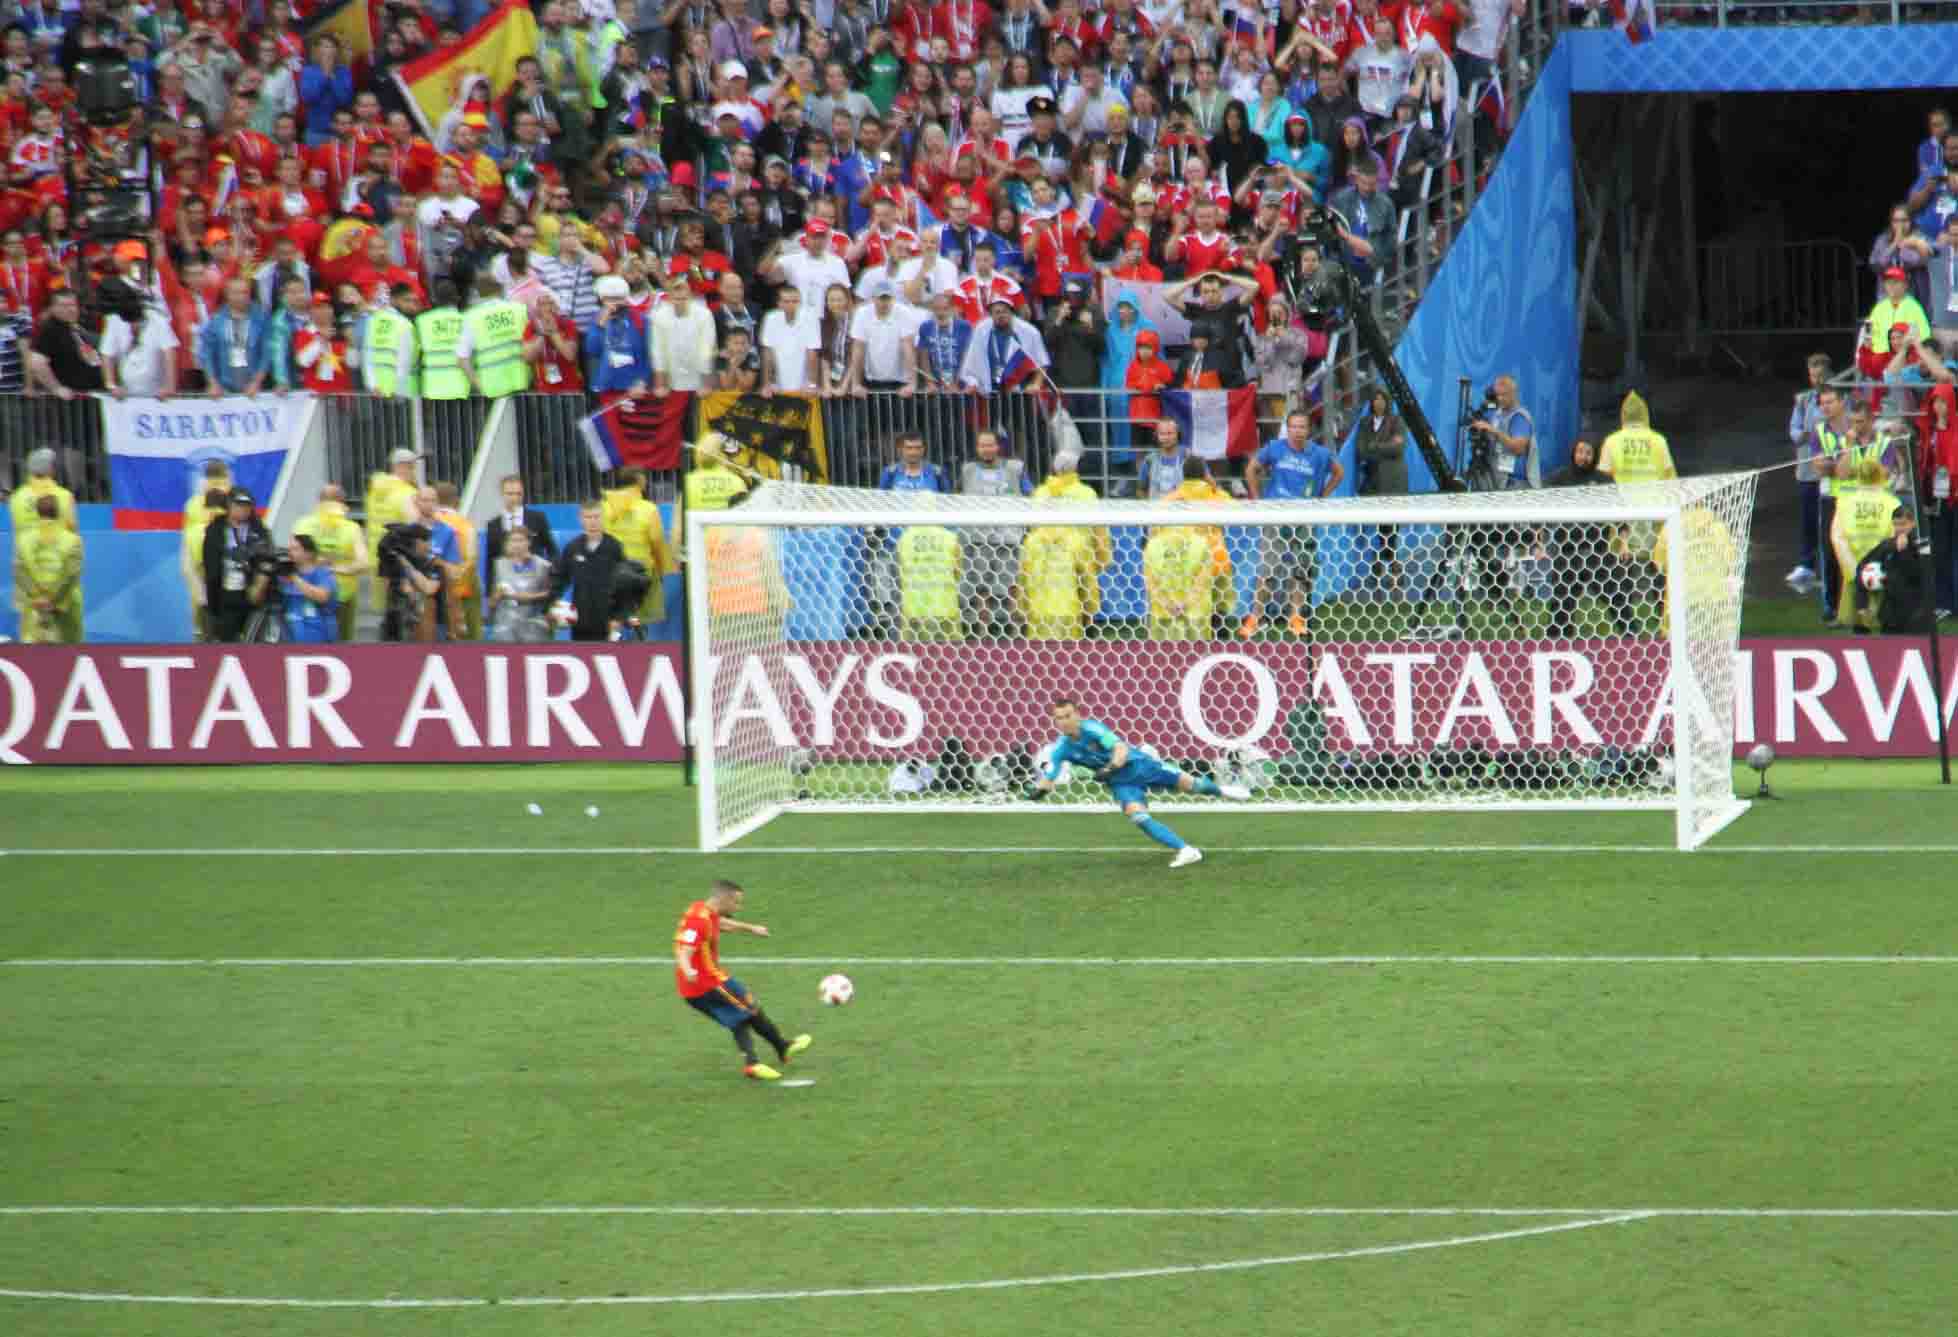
[1690,240,1865,336]
[0,394,109,501]
[1303,0,1558,442]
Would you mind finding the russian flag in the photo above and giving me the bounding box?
[1231,9,1261,47]
[579,392,691,473]
[1607,0,1656,44]
[1474,77,1507,138]
[999,344,1041,393]
[107,397,297,530]
[1163,387,1261,462]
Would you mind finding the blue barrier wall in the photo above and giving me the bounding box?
[1567,23,1958,94]
[2,502,687,644]
[1396,39,1579,495]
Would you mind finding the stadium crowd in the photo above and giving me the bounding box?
[1781,106,1957,635]
[0,0,1538,643]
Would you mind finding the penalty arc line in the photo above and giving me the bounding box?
[5,955,1958,968]
[0,1212,1652,1308]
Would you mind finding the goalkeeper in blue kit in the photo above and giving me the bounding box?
[1026,698,1252,867]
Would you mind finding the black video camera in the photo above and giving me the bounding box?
[376,522,431,581]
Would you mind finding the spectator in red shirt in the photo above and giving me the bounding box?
[528,288,585,393]
[1107,228,1163,282]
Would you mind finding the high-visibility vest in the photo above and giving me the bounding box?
[602,487,673,573]
[1601,428,1675,484]
[1837,484,1901,559]
[705,527,770,616]
[464,298,532,398]
[1815,423,1851,499]
[897,525,960,621]
[293,506,364,604]
[680,465,748,555]
[415,307,468,399]
[363,308,419,397]
[436,508,479,596]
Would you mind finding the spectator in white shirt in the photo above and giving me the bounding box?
[894,229,962,305]
[1060,65,1127,138]
[760,285,821,393]
[100,287,181,399]
[650,271,719,394]
[764,220,852,314]
[848,280,923,393]
[1346,17,1413,125]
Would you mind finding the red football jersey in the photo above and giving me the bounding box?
[673,900,726,998]
[1169,228,1238,276]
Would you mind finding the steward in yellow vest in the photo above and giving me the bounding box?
[365,452,421,604]
[459,277,533,398]
[363,287,422,397]
[897,524,962,641]
[415,280,469,400]
[1598,392,1676,484]
[292,485,369,643]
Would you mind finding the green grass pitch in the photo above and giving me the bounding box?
[2,760,1956,1335]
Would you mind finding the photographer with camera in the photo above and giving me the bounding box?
[377,522,443,642]
[278,535,338,643]
[1468,375,1538,489]
[200,486,272,643]
[99,266,180,399]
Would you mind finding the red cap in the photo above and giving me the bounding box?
[1137,329,1160,348]
[1124,228,1149,247]
[668,161,697,187]
[1883,265,1908,281]
[804,218,830,238]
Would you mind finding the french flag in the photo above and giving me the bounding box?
[1163,387,1261,462]
[579,392,691,473]
[1607,0,1656,44]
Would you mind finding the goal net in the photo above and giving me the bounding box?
[687,472,1758,852]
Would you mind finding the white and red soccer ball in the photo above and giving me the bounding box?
[818,973,854,1006]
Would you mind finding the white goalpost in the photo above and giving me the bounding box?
[687,473,1758,853]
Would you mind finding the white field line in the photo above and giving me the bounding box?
[0,1213,1650,1308]
[0,1205,1952,1219]
[5,844,1958,857]
[6,955,1957,968]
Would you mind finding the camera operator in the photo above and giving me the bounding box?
[1468,375,1538,489]
[200,486,271,642]
[377,522,442,642]
[278,534,339,642]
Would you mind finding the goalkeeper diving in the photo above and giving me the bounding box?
[1026,697,1252,867]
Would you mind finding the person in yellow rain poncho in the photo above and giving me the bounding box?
[1598,391,1677,484]
[1019,521,1102,640]
[364,448,421,604]
[1651,503,1740,627]
[1163,456,1237,632]
[13,492,82,643]
[602,468,677,626]
[896,523,962,641]
[1144,524,1218,640]
[1827,458,1903,630]
[1030,448,1112,574]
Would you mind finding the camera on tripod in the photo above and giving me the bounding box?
[240,539,296,589]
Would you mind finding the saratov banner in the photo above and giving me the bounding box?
[105,395,310,530]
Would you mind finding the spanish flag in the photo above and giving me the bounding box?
[301,0,377,68]
[392,1,541,137]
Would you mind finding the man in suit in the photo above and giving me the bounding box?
[482,474,557,600]
[201,486,274,642]
[553,499,627,641]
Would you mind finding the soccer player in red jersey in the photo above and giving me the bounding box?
[674,880,812,1081]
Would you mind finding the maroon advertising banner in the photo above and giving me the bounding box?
[2,638,1954,765]
[0,644,688,765]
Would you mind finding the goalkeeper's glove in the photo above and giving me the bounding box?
[1021,784,1049,802]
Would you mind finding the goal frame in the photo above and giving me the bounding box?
[688,483,1752,853]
